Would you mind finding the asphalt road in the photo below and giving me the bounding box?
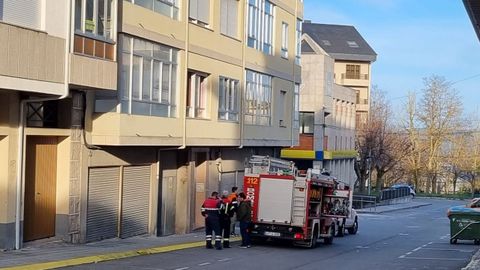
[62,199,479,270]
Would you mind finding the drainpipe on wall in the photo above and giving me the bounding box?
[291,0,300,148]
[180,0,190,150]
[14,0,72,249]
[239,0,247,149]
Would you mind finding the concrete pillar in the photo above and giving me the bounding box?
[68,91,83,243]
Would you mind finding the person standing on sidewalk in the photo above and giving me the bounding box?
[219,191,236,248]
[236,192,252,248]
[228,187,239,236]
[201,191,223,250]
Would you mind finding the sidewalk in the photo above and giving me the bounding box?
[356,200,432,214]
[0,232,240,270]
[463,249,480,270]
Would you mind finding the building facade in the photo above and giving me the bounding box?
[0,0,303,250]
[302,22,376,128]
[281,32,356,187]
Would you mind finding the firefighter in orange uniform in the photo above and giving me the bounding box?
[201,191,223,250]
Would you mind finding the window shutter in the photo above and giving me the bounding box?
[227,0,238,37]
[189,0,198,20]
[220,0,227,34]
[197,0,209,24]
[2,0,41,30]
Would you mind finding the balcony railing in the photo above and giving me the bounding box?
[341,73,369,80]
[356,98,369,105]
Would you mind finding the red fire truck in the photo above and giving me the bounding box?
[244,156,350,248]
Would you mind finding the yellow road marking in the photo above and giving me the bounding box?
[1,238,240,270]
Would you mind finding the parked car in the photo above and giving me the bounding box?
[391,184,416,197]
[467,198,480,208]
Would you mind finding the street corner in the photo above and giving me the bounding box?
[462,249,480,270]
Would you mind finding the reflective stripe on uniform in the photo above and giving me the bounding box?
[202,208,219,211]
[206,235,212,240]
[215,235,222,239]
[223,238,229,241]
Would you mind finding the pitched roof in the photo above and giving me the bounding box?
[303,22,377,62]
[301,40,315,53]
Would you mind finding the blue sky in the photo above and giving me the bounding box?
[304,0,480,117]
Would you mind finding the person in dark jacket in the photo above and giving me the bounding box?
[219,191,237,248]
[236,192,252,248]
[228,187,239,236]
[201,191,224,250]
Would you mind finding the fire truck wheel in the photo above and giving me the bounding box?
[337,223,345,237]
[308,226,318,249]
[348,219,358,235]
[324,224,335,245]
[336,219,345,237]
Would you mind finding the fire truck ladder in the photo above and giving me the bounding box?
[248,155,296,175]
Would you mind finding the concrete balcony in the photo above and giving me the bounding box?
[338,73,370,87]
[69,53,117,91]
[0,22,65,95]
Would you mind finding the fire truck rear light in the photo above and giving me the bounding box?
[294,233,303,239]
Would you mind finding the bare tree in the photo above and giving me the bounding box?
[369,89,409,191]
[355,86,408,192]
[444,131,469,194]
[416,76,463,193]
[355,122,375,193]
[401,92,424,190]
[458,127,480,197]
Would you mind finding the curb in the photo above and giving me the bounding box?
[463,249,480,270]
[357,203,432,214]
[0,237,241,270]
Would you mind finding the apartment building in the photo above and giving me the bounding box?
[302,22,376,127]
[0,0,302,249]
[281,32,356,187]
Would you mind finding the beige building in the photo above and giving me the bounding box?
[303,22,376,127]
[281,31,357,187]
[0,0,303,249]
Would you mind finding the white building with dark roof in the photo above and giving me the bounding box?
[302,22,376,127]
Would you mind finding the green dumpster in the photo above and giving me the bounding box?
[447,205,480,245]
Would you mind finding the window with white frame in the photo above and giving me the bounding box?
[125,0,179,19]
[118,35,178,117]
[187,72,209,119]
[281,22,288,58]
[75,0,114,40]
[220,0,238,38]
[189,0,210,26]
[218,77,239,122]
[247,0,274,55]
[245,70,272,125]
[293,83,300,129]
[295,18,302,64]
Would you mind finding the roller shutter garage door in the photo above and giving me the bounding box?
[86,167,120,242]
[120,165,151,238]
